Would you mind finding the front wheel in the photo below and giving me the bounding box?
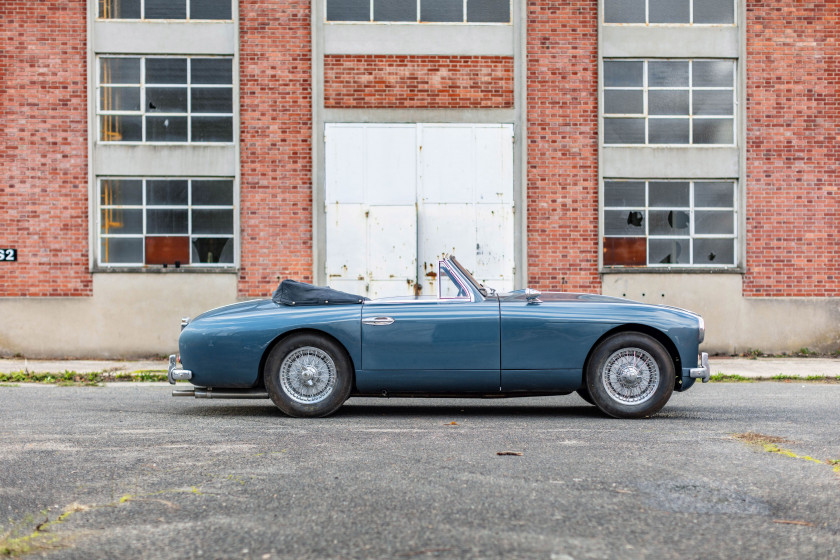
[585,332,675,419]
[264,333,353,417]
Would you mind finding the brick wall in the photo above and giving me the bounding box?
[324,55,514,109]
[526,1,600,292]
[0,1,90,297]
[744,1,840,297]
[239,1,313,297]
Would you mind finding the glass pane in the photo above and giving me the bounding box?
[191,59,233,85]
[604,0,645,23]
[422,0,463,22]
[192,180,234,205]
[695,210,734,234]
[191,117,233,142]
[649,118,689,144]
[101,238,143,264]
[146,87,188,113]
[100,208,142,234]
[603,237,647,266]
[648,90,689,115]
[694,182,734,207]
[100,115,142,141]
[100,58,140,84]
[604,210,646,236]
[604,61,644,87]
[146,58,187,84]
[604,118,645,144]
[648,61,689,87]
[100,87,141,111]
[100,0,141,18]
[467,0,510,23]
[374,0,416,21]
[693,90,733,115]
[146,180,188,205]
[190,0,232,19]
[146,116,188,142]
[191,88,233,113]
[650,210,690,234]
[192,210,233,234]
[693,61,733,87]
[649,238,689,264]
[327,0,369,20]
[693,118,733,144]
[604,181,645,207]
[604,90,644,114]
[649,0,689,23]
[649,181,689,207]
[100,179,142,206]
[192,238,234,264]
[694,0,734,24]
[146,209,188,234]
[693,239,734,265]
[145,0,186,19]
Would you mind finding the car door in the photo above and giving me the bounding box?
[356,267,501,394]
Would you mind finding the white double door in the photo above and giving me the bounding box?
[325,123,515,298]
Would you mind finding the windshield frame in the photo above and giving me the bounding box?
[447,255,489,298]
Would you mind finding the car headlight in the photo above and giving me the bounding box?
[698,316,705,344]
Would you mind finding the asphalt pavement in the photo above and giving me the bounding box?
[1,382,838,559]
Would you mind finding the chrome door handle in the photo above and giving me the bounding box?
[362,316,395,326]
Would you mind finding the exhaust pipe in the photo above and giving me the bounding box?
[172,388,269,399]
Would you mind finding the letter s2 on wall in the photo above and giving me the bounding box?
[0,249,17,262]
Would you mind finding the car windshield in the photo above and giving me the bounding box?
[448,256,490,297]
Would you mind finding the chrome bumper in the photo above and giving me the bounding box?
[689,352,710,383]
[167,354,193,384]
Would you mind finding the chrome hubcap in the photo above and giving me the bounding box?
[280,347,337,404]
[602,347,659,405]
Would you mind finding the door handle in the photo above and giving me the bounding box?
[362,316,395,326]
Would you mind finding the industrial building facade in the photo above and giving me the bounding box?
[1,1,838,357]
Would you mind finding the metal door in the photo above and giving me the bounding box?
[325,123,514,298]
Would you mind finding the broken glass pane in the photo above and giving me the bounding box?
[192,238,234,264]
[146,116,188,142]
[694,182,734,207]
[695,210,734,234]
[694,0,734,24]
[648,238,689,264]
[650,210,690,234]
[146,180,188,205]
[648,61,689,87]
[648,118,690,144]
[101,238,143,264]
[604,61,644,87]
[604,210,646,236]
[604,0,645,23]
[693,239,734,265]
[604,118,645,144]
[604,90,644,115]
[604,181,645,207]
[467,0,510,23]
[146,87,188,113]
[649,181,689,207]
[649,0,689,23]
[327,0,370,21]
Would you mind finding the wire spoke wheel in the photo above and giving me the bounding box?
[279,346,337,404]
[601,347,660,405]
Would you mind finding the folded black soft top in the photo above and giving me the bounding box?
[272,279,367,306]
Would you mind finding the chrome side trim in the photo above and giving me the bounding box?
[167,354,193,384]
[689,352,710,383]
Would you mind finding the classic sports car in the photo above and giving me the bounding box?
[169,255,709,419]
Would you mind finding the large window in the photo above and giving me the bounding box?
[98,56,234,143]
[98,178,235,267]
[603,59,735,145]
[326,0,510,23]
[98,0,232,20]
[604,0,734,24]
[602,180,737,267]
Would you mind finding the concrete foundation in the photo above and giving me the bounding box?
[0,273,239,359]
[602,274,840,355]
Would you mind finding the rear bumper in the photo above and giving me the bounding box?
[167,354,193,385]
[688,352,710,383]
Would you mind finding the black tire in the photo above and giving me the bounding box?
[575,387,596,405]
[585,332,675,419]
[264,333,353,418]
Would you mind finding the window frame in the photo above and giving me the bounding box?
[96,55,235,145]
[601,179,739,269]
[602,58,737,147]
[602,0,737,26]
[97,177,237,268]
[97,0,234,21]
[324,0,512,24]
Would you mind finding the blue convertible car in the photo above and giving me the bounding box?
[169,256,709,419]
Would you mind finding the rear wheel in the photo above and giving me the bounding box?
[264,333,353,417]
[585,332,675,419]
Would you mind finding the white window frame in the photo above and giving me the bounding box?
[325,0,511,24]
[602,0,737,26]
[97,0,234,21]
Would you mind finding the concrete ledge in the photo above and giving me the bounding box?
[94,21,235,55]
[325,23,514,55]
[602,146,739,178]
[94,145,236,176]
[603,26,739,59]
